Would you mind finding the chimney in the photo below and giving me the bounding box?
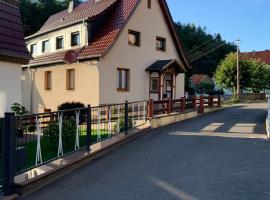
[252,50,256,58]
[68,0,80,13]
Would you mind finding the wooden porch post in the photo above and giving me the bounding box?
[148,99,154,118]
[159,73,163,100]
[173,74,176,99]
[193,96,197,110]
[218,95,221,107]
[199,95,205,113]
[181,97,185,112]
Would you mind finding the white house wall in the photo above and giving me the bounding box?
[0,61,22,117]
[26,23,88,57]
[99,0,185,104]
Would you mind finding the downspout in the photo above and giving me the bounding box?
[27,66,34,113]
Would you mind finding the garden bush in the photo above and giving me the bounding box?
[43,118,77,148]
[57,102,86,123]
[114,117,133,132]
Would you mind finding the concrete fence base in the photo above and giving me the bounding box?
[151,107,222,129]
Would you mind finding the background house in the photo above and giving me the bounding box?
[190,74,215,94]
[241,50,270,65]
[22,0,189,113]
[0,0,30,117]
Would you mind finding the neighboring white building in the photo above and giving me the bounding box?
[22,0,190,113]
[0,0,30,117]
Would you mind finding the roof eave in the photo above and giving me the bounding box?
[157,0,190,70]
[0,54,30,65]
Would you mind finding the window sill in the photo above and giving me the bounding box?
[128,43,140,47]
[71,44,80,48]
[117,89,129,92]
[156,48,166,52]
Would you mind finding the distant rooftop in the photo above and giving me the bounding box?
[190,74,211,85]
[240,50,270,65]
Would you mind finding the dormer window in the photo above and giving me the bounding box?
[71,32,80,46]
[30,43,37,55]
[56,36,64,49]
[42,40,50,53]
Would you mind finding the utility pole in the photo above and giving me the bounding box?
[236,39,241,98]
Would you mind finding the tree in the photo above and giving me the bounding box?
[174,23,237,78]
[199,80,215,94]
[20,0,74,36]
[248,60,270,93]
[214,53,270,94]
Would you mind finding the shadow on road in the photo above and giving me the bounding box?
[166,103,267,136]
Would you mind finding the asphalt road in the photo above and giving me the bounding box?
[24,103,270,200]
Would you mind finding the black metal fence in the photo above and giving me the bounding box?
[14,101,148,174]
[1,100,148,195]
[16,107,89,173]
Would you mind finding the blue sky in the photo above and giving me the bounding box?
[167,0,270,52]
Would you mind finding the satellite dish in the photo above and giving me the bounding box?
[64,50,77,64]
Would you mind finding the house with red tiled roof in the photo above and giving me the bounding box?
[22,0,189,113]
[240,50,270,65]
[0,0,30,116]
[190,74,213,87]
[189,74,214,93]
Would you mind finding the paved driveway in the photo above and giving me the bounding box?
[23,103,270,200]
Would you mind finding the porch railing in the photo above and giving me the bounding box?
[148,95,221,117]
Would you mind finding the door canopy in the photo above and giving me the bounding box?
[145,59,185,75]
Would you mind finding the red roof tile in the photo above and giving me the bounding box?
[0,0,30,63]
[240,50,270,65]
[77,0,139,59]
[34,0,118,36]
[29,49,81,66]
[190,74,211,85]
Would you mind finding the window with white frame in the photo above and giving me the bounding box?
[30,43,37,55]
[71,32,80,46]
[56,36,64,49]
[117,68,130,91]
[150,77,159,93]
[156,37,166,51]
[128,30,140,46]
[42,40,50,52]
